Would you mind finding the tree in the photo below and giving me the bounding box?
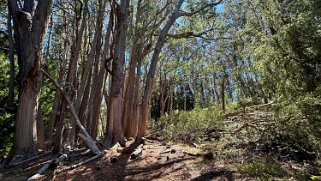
[105,0,130,147]
[7,0,53,163]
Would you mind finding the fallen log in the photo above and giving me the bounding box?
[68,154,101,170]
[78,133,101,155]
[27,154,68,181]
[7,152,49,168]
[41,69,101,155]
[130,144,144,159]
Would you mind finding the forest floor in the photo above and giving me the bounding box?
[0,140,236,181]
[0,108,319,180]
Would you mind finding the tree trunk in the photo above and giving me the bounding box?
[41,69,101,155]
[200,80,206,108]
[122,0,144,138]
[8,0,53,163]
[213,72,220,104]
[91,9,113,139]
[53,1,88,153]
[126,53,143,138]
[46,41,69,142]
[7,9,15,111]
[36,104,45,150]
[67,0,89,144]
[138,0,184,140]
[159,73,166,117]
[221,75,227,112]
[87,0,107,140]
[105,0,129,147]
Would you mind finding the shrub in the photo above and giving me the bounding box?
[0,109,14,158]
[158,106,224,143]
[260,87,321,161]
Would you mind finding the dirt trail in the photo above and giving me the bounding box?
[51,140,235,181]
[0,109,311,180]
[0,140,235,181]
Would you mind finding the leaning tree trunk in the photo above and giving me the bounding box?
[137,0,184,140]
[7,0,52,163]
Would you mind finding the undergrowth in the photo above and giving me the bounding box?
[157,106,224,143]
[260,88,321,161]
[237,161,287,177]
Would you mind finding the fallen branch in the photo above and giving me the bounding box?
[78,133,101,155]
[69,154,101,170]
[130,144,143,159]
[160,149,176,154]
[233,122,264,134]
[41,68,101,155]
[27,154,68,181]
[7,152,49,168]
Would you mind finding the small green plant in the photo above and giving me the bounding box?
[311,168,321,181]
[237,161,286,177]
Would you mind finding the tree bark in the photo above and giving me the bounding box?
[87,0,107,140]
[89,14,112,140]
[138,0,184,140]
[46,41,69,142]
[122,0,144,138]
[221,75,227,112]
[7,9,15,111]
[213,72,220,104]
[8,0,53,163]
[36,104,45,150]
[105,0,130,147]
[53,1,88,153]
[42,69,101,155]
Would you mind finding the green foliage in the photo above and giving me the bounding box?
[260,88,321,161]
[0,109,14,158]
[311,168,321,181]
[158,106,224,143]
[0,53,14,158]
[237,161,286,177]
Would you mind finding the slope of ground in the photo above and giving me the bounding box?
[0,107,319,180]
[1,140,236,181]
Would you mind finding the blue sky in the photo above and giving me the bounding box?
[216,4,224,13]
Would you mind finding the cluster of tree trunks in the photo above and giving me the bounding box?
[5,0,224,166]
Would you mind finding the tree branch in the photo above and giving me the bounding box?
[167,28,214,39]
[179,0,223,17]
